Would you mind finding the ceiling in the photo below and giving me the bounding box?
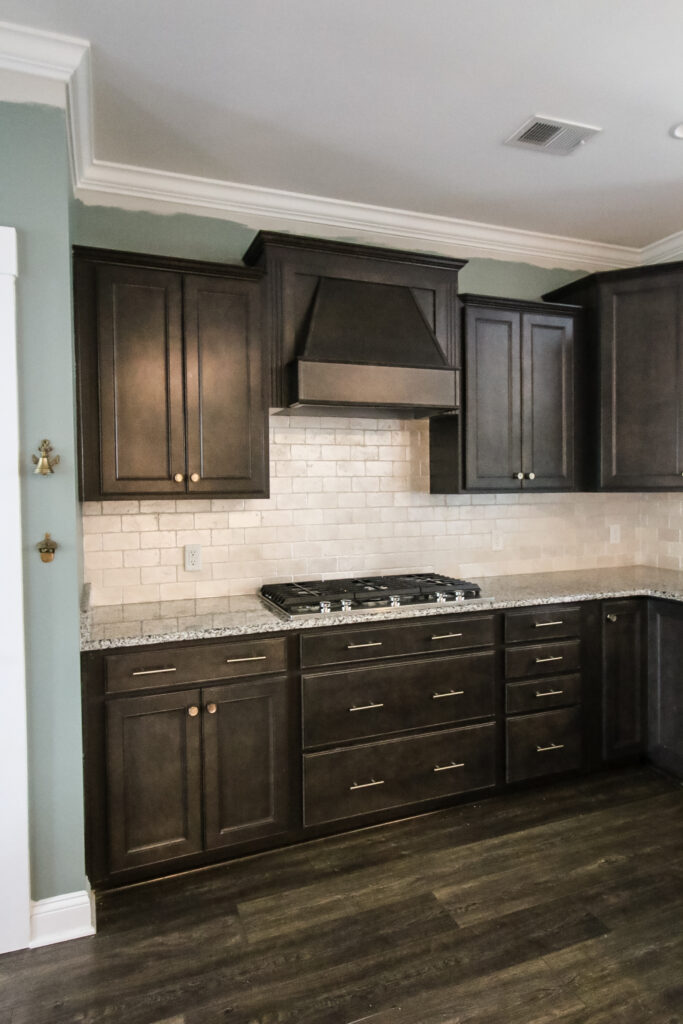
[2,0,683,252]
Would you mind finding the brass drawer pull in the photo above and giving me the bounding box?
[346,641,383,650]
[433,761,465,772]
[430,633,463,640]
[432,689,465,700]
[349,778,385,791]
[206,702,217,714]
[132,666,177,677]
[349,702,385,712]
[533,621,564,628]
[535,655,563,664]
[535,689,565,697]
[225,655,267,664]
[536,742,565,753]
[187,705,199,718]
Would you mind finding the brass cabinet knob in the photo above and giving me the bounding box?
[526,472,536,480]
[187,705,200,717]
[514,472,524,480]
[206,702,217,714]
[190,472,200,483]
[606,613,618,623]
[174,473,184,483]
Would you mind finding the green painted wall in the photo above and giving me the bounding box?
[0,103,85,901]
[72,200,585,300]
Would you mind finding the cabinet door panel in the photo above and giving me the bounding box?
[96,265,186,495]
[106,689,202,873]
[522,312,574,489]
[601,277,683,487]
[648,600,683,777]
[602,599,646,762]
[464,307,522,490]
[184,275,267,496]
[202,678,290,850]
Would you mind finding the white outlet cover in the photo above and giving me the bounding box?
[184,544,202,571]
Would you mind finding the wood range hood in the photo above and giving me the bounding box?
[243,232,466,417]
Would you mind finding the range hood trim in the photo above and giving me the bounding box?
[292,360,460,415]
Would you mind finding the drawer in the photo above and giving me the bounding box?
[506,707,582,783]
[505,674,581,715]
[105,637,287,694]
[505,606,580,644]
[303,651,495,748]
[300,615,495,668]
[505,639,580,680]
[303,722,496,826]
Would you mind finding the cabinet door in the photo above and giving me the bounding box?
[464,306,522,490]
[106,690,203,873]
[648,600,683,777]
[202,677,290,851]
[183,274,268,496]
[93,263,186,496]
[602,599,646,763]
[521,311,574,489]
[600,273,683,488]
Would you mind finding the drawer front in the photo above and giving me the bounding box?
[505,606,580,644]
[505,639,580,680]
[505,674,582,715]
[105,637,287,694]
[506,707,582,783]
[303,652,495,748]
[300,615,495,668]
[303,722,496,826]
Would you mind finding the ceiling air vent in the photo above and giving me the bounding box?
[505,116,601,155]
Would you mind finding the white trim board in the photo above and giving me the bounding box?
[2,18,682,272]
[29,890,96,948]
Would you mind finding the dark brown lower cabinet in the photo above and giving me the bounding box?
[647,600,683,777]
[506,707,582,784]
[602,599,647,763]
[106,677,290,874]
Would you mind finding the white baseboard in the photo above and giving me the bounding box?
[29,889,96,948]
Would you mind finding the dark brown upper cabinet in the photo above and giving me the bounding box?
[544,261,683,490]
[74,247,268,500]
[430,295,579,493]
[243,231,465,412]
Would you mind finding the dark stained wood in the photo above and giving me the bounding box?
[183,273,267,496]
[505,672,581,714]
[647,598,683,777]
[303,722,496,827]
[504,604,581,643]
[602,598,647,763]
[202,676,291,850]
[505,638,581,680]
[106,689,203,872]
[300,613,495,668]
[2,768,680,1024]
[505,707,582,782]
[302,651,496,747]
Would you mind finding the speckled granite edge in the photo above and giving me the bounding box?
[80,566,683,651]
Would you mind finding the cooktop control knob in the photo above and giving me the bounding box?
[341,600,353,612]
[319,601,332,613]
[390,595,401,607]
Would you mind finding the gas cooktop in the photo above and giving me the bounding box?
[260,573,483,618]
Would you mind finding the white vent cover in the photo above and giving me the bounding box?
[505,115,602,155]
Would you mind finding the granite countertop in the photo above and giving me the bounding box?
[80,565,683,651]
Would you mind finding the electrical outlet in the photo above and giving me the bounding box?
[492,531,504,551]
[184,544,202,571]
[609,524,620,544]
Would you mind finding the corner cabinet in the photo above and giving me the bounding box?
[430,295,579,493]
[74,247,268,500]
[544,261,683,490]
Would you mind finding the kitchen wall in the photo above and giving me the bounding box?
[641,493,683,569]
[83,413,646,610]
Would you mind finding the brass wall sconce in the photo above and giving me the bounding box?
[32,439,60,475]
[37,533,58,563]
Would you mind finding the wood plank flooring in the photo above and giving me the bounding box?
[1,767,682,1023]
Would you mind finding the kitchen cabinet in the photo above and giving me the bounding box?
[430,295,578,493]
[647,600,683,777]
[73,247,268,499]
[602,599,647,763]
[544,260,683,490]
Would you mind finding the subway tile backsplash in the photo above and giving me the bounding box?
[82,414,651,606]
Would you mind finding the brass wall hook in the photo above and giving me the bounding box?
[37,533,58,563]
[32,439,60,475]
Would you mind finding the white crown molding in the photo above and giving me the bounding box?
[29,890,96,948]
[1,19,680,271]
[0,225,17,276]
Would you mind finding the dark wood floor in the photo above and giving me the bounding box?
[2,767,683,1024]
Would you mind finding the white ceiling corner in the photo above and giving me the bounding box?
[0,18,676,273]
